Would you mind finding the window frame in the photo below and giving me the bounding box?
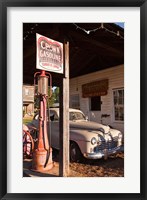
[70,94,80,109]
[113,88,124,122]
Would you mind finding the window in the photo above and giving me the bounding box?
[70,94,80,109]
[49,110,59,121]
[113,89,124,121]
[90,96,101,111]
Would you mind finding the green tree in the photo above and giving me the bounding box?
[48,87,59,106]
[54,87,59,103]
[34,86,59,110]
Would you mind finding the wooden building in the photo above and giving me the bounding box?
[23,85,34,117]
[23,23,124,130]
[23,23,124,176]
[70,64,124,133]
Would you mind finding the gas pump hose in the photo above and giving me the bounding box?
[42,95,50,168]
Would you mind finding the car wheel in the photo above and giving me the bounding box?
[23,130,34,159]
[70,142,81,162]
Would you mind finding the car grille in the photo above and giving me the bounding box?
[94,136,118,151]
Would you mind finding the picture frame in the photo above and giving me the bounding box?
[0,0,146,199]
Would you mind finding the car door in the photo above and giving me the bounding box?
[48,110,60,150]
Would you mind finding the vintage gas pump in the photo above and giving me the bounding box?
[32,70,54,171]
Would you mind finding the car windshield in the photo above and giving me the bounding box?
[34,110,86,121]
[69,111,86,121]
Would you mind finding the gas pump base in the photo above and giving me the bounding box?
[32,148,54,172]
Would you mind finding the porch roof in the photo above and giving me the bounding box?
[23,23,124,85]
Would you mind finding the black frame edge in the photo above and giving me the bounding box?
[141,1,147,200]
[0,0,146,200]
[0,1,7,200]
[0,0,146,7]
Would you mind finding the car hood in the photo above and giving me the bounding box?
[70,120,110,134]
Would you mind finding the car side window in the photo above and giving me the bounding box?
[50,111,59,121]
[53,114,59,121]
[70,112,76,121]
[34,111,59,121]
[34,114,39,120]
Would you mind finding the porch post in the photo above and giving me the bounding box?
[59,41,69,176]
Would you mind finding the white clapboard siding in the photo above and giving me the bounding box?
[70,65,124,133]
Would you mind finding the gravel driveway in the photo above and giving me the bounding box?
[68,152,124,177]
[53,150,124,177]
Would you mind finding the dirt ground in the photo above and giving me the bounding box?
[23,150,124,177]
[54,151,124,177]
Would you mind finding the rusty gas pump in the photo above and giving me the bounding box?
[32,70,54,171]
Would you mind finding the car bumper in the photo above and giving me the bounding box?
[83,145,124,160]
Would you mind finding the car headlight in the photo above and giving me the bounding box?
[91,137,97,145]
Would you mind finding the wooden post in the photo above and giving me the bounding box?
[59,41,69,177]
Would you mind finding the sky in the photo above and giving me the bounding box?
[115,22,124,28]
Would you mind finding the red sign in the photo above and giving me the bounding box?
[36,33,63,73]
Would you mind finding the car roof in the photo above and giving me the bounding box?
[34,108,84,117]
[50,107,83,113]
[33,108,85,120]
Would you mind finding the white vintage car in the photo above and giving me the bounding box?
[27,108,123,162]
